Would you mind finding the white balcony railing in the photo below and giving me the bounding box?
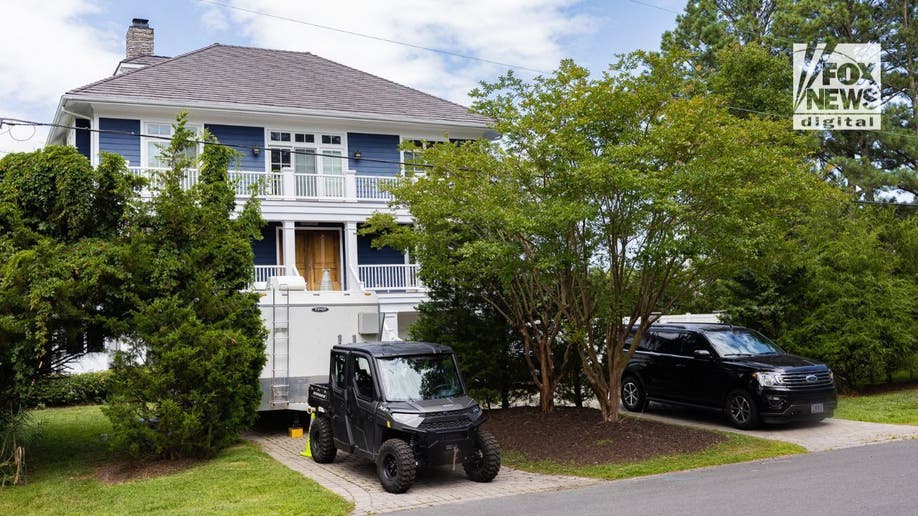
[356,175,399,201]
[358,264,423,291]
[295,173,346,199]
[234,171,283,197]
[128,167,398,202]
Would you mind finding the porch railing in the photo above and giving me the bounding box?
[128,167,398,202]
[355,175,398,201]
[358,264,423,291]
[295,173,346,199]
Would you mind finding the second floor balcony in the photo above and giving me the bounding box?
[128,167,401,203]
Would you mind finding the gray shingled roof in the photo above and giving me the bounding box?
[70,44,491,126]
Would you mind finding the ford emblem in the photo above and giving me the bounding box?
[805,374,818,383]
[312,306,329,313]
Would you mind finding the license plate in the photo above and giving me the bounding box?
[811,403,824,414]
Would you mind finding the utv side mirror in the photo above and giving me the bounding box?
[693,349,712,360]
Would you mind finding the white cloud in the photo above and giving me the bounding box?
[0,0,121,152]
[212,0,594,106]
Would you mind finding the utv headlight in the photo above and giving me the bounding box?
[389,412,424,428]
[753,372,784,387]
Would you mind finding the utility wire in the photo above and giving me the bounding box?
[0,117,435,169]
[196,0,549,75]
[4,116,915,207]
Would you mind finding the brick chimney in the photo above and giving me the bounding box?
[125,18,154,59]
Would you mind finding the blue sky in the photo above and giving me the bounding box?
[0,0,684,153]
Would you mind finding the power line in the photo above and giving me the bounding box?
[196,0,549,75]
[3,117,915,207]
[0,117,434,169]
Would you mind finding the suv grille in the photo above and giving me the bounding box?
[781,371,833,389]
[419,416,471,430]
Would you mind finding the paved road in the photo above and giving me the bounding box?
[393,438,918,516]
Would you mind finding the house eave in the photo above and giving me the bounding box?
[60,93,493,132]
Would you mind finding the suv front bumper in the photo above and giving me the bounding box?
[757,387,837,424]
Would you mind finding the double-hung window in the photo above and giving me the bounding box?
[268,130,345,198]
[143,122,202,168]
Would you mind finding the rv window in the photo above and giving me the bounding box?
[332,352,346,387]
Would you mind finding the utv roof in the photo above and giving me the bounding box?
[332,341,455,357]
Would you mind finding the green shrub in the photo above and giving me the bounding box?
[31,372,112,408]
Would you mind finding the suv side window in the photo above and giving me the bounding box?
[680,332,708,356]
[653,331,682,355]
[332,352,346,387]
[353,355,375,399]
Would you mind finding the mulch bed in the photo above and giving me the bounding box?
[482,406,726,466]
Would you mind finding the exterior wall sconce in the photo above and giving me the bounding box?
[353,150,362,160]
[252,146,260,157]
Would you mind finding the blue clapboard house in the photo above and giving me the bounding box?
[47,19,493,339]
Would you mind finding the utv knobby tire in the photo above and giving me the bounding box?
[377,439,416,494]
[464,429,501,483]
[621,375,648,412]
[310,416,337,463]
[726,389,760,430]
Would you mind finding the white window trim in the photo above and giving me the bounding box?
[141,120,203,169]
[399,136,445,176]
[264,128,347,176]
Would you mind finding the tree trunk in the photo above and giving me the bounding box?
[539,379,555,412]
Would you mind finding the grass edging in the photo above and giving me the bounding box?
[502,432,805,481]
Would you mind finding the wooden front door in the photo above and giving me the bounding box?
[294,230,341,290]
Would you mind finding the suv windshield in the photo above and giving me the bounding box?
[705,329,784,357]
[377,354,464,401]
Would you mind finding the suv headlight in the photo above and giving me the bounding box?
[828,369,834,382]
[753,372,784,387]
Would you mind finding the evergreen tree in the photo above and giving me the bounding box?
[105,115,267,458]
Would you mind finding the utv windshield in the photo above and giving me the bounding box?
[705,329,785,357]
[377,354,464,401]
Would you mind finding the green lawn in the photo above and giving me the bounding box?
[1,406,351,515]
[835,388,918,425]
[503,432,805,480]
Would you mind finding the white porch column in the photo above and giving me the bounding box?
[344,169,358,202]
[282,221,296,275]
[344,221,362,291]
[283,170,296,200]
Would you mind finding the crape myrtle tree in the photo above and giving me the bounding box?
[0,146,140,484]
[363,137,578,412]
[104,115,267,458]
[366,53,838,421]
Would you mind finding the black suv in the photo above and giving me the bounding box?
[620,323,837,429]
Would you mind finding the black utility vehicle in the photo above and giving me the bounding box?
[307,341,500,493]
[620,323,837,429]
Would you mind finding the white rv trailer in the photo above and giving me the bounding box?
[258,276,382,411]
